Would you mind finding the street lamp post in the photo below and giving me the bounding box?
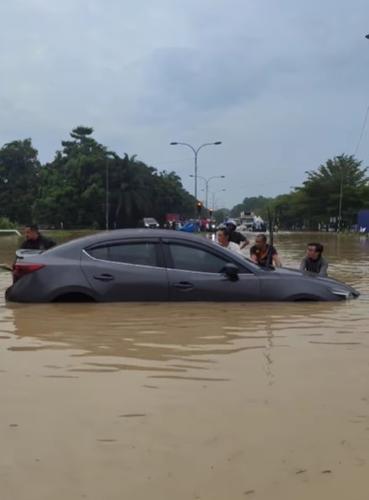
[190,174,225,211]
[170,141,222,214]
[105,152,116,231]
[105,159,109,230]
[211,188,226,211]
[337,168,344,232]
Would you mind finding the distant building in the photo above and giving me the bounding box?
[357,209,369,233]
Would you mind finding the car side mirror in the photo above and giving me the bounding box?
[222,263,239,281]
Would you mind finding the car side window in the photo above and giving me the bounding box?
[87,242,158,266]
[168,243,229,273]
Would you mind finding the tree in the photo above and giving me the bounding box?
[32,126,196,228]
[229,155,369,230]
[230,196,273,218]
[33,126,109,227]
[301,154,368,228]
[272,190,310,229]
[213,208,230,223]
[0,139,40,224]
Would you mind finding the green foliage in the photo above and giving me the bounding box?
[272,190,311,229]
[231,155,368,230]
[2,126,195,229]
[4,130,366,233]
[0,216,17,229]
[213,208,230,223]
[300,154,368,228]
[230,196,273,219]
[0,139,40,224]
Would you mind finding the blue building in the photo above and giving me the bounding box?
[357,209,369,232]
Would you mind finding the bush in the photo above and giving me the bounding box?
[0,217,17,229]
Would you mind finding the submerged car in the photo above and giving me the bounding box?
[6,229,359,303]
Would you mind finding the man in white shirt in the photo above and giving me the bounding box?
[216,228,242,255]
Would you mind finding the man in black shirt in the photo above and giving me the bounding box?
[20,225,56,250]
[225,220,249,249]
[250,234,282,268]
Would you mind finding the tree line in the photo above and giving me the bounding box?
[0,126,195,229]
[221,154,369,230]
[1,128,368,231]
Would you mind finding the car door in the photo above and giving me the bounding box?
[163,241,260,301]
[81,239,168,301]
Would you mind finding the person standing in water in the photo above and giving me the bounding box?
[225,220,249,249]
[250,234,282,268]
[20,225,56,250]
[216,228,242,255]
[300,243,328,277]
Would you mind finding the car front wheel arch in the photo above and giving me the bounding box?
[52,292,96,303]
[50,286,97,303]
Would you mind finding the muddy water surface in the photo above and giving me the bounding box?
[1,232,369,499]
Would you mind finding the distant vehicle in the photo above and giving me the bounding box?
[142,217,160,229]
[239,212,266,232]
[5,229,359,303]
[240,212,254,230]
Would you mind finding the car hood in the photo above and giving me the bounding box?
[270,267,360,297]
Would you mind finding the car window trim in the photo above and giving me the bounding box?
[85,237,161,250]
[161,239,253,275]
[83,238,165,269]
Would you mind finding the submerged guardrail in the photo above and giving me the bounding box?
[0,229,21,236]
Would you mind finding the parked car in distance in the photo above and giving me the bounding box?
[142,217,160,229]
[5,229,360,303]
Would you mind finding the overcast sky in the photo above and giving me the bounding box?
[1,0,369,208]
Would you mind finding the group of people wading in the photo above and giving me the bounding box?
[216,220,328,277]
[1,223,328,278]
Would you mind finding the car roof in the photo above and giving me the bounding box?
[46,229,261,271]
[58,229,215,248]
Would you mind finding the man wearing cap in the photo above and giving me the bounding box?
[225,220,249,249]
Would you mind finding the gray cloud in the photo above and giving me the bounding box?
[0,0,369,206]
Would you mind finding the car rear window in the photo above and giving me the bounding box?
[87,242,158,267]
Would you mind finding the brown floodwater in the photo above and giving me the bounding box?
[1,232,369,500]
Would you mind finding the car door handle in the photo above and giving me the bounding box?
[173,281,194,290]
[93,273,114,282]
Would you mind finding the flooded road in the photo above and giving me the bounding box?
[1,232,369,499]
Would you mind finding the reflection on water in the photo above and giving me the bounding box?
[1,294,365,378]
[1,231,369,378]
[1,232,369,500]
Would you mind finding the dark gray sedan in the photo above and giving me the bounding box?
[5,229,359,303]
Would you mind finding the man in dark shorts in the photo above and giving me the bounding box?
[250,234,281,268]
[225,220,249,249]
[300,243,328,277]
[20,225,56,250]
